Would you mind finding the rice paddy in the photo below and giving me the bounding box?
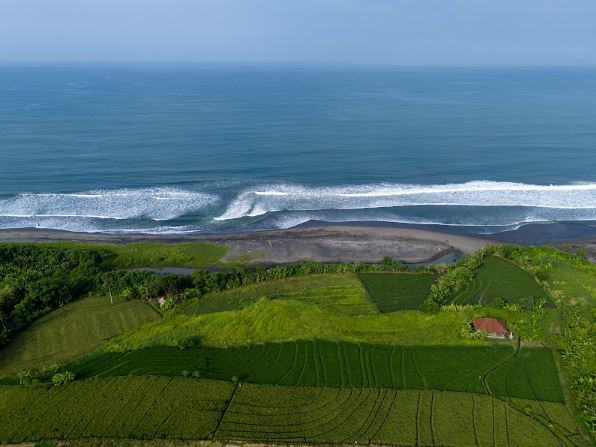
[357,272,436,311]
[72,340,563,402]
[452,256,549,305]
[0,377,574,446]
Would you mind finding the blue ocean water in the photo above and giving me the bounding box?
[0,64,595,234]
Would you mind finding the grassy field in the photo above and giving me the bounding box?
[0,377,573,446]
[108,274,528,350]
[0,295,160,374]
[107,297,527,350]
[181,273,376,316]
[72,341,563,402]
[547,263,596,306]
[29,241,227,267]
[357,272,436,312]
[453,255,549,305]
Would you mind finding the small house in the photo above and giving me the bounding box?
[472,318,513,339]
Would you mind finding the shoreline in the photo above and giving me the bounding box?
[0,220,593,265]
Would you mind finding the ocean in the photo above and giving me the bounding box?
[1,64,595,235]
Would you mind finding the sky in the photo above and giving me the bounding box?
[1,0,596,66]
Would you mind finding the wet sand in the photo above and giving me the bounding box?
[0,225,494,264]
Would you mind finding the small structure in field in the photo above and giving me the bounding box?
[472,317,513,339]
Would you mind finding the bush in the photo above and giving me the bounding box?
[52,370,75,386]
[177,337,195,350]
[421,248,486,310]
[493,297,506,308]
[420,298,441,313]
[160,297,175,311]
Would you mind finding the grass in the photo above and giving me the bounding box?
[453,255,549,305]
[107,275,529,350]
[357,272,436,312]
[25,241,227,267]
[180,273,377,316]
[0,295,160,374]
[0,377,573,445]
[106,297,527,350]
[547,263,596,306]
[71,341,563,402]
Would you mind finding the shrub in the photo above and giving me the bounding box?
[177,337,194,350]
[51,370,75,386]
[160,297,175,310]
[493,297,506,308]
[420,298,441,313]
[459,320,487,339]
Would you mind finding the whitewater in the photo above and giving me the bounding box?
[1,181,595,234]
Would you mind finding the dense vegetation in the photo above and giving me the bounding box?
[0,295,159,374]
[0,377,572,446]
[0,245,115,346]
[28,241,228,268]
[357,272,436,311]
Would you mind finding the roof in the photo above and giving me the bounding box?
[472,318,510,334]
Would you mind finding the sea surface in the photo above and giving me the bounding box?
[0,64,595,235]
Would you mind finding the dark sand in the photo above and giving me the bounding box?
[0,225,494,264]
[0,221,593,264]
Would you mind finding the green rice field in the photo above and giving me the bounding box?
[453,256,549,305]
[0,295,160,375]
[486,347,564,403]
[357,272,436,311]
[0,377,574,446]
[72,341,563,402]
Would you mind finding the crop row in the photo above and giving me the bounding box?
[357,272,436,312]
[0,378,573,446]
[72,340,563,402]
[220,384,567,446]
[0,377,233,443]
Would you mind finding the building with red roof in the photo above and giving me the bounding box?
[472,318,513,339]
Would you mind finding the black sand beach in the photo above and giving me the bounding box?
[0,220,593,264]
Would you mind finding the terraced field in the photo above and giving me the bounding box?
[179,273,376,315]
[72,341,563,401]
[453,256,549,305]
[357,272,436,311]
[220,385,571,446]
[0,377,572,446]
[0,295,160,374]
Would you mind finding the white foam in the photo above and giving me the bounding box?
[215,181,596,221]
[0,187,218,221]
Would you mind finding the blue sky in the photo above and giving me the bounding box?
[1,0,595,65]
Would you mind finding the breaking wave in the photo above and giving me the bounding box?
[215,181,596,221]
[0,181,595,234]
[0,187,218,221]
